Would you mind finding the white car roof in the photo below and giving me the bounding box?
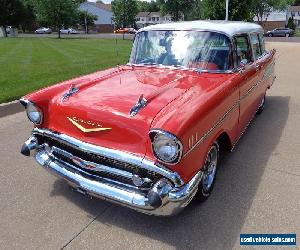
[139,20,263,38]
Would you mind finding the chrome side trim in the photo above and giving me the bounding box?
[184,101,239,157]
[32,128,184,187]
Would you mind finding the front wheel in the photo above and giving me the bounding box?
[286,33,290,37]
[268,33,273,37]
[194,142,219,202]
[256,94,266,115]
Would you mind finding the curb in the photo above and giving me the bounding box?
[0,100,24,118]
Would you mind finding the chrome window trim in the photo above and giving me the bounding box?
[32,128,184,187]
[126,63,235,74]
[129,29,235,74]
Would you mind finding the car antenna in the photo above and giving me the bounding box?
[115,32,120,71]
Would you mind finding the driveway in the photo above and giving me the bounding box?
[0,42,299,249]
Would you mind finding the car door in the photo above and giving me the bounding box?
[279,29,286,37]
[276,29,283,36]
[272,29,279,36]
[234,34,260,133]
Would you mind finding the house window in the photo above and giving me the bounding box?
[149,18,151,21]
[156,17,159,21]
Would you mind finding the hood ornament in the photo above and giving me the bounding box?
[130,94,148,117]
[62,84,79,102]
[67,117,111,133]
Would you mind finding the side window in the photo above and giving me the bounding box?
[235,35,252,67]
[258,33,266,54]
[250,33,262,60]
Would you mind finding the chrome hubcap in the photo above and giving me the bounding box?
[260,95,265,108]
[202,145,218,192]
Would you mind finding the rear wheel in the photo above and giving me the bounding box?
[194,142,219,202]
[286,33,290,37]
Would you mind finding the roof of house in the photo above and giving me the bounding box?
[137,12,151,17]
[137,11,170,18]
[89,2,112,12]
[148,12,161,16]
[288,5,300,12]
[139,20,263,37]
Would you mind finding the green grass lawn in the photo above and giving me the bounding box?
[295,31,300,37]
[0,37,132,103]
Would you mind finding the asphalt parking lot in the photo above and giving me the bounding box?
[0,42,299,249]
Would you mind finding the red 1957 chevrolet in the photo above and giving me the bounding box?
[20,21,276,216]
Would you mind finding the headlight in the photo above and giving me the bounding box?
[150,130,183,164]
[26,102,43,125]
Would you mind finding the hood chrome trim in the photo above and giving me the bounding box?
[62,84,79,102]
[67,117,112,133]
[129,94,148,117]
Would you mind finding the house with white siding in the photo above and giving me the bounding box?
[287,5,300,29]
[79,2,114,32]
[136,12,182,29]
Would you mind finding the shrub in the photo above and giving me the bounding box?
[287,17,296,30]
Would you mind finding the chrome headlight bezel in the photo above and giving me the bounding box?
[20,99,43,125]
[149,129,183,165]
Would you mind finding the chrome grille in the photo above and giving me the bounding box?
[35,134,163,189]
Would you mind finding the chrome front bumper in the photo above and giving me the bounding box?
[22,129,203,216]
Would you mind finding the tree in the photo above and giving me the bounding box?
[20,0,36,32]
[79,11,97,34]
[202,0,254,21]
[111,0,139,28]
[158,0,195,21]
[0,0,26,37]
[34,0,80,38]
[148,1,160,12]
[287,16,296,29]
[137,0,160,12]
[185,0,202,20]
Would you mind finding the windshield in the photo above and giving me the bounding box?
[129,30,232,71]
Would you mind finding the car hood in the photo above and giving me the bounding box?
[46,66,195,157]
